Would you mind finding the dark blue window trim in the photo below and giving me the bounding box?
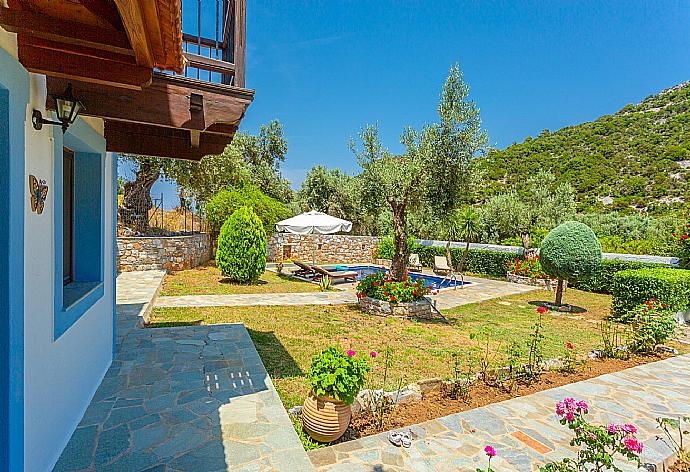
[53,119,106,339]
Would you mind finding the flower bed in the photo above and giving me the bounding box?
[505,256,562,290]
[356,272,433,319]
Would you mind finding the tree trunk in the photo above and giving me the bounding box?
[445,240,453,271]
[520,232,531,256]
[390,203,408,281]
[555,279,564,306]
[119,162,160,232]
[458,241,470,274]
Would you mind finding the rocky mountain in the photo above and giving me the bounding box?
[475,81,690,214]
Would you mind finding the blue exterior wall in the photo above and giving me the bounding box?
[0,46,28,472]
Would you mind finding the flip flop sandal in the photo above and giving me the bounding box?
[400,430,412,448]
[388,431,403,447]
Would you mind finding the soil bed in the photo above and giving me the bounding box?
[338,353,672,442]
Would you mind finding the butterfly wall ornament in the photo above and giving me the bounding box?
[29,174,49,215]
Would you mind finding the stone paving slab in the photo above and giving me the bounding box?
[54,271,313,472]
[309,354,690,471]
[155,274,539,311]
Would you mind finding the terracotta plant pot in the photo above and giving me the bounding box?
[301,391,351,443]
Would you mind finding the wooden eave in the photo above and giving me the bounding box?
[47,73,255,160]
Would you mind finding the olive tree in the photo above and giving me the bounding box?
[540,221,602,305]
[481,170,576,253]
[352,63,487,280]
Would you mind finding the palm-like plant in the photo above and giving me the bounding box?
[456,207,481,274]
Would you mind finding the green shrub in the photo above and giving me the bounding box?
[629,300,677,353]
[206,185,291,235]
[573,259,672,294]
[611,268,690,322]
[215,206,267,282]
[540,221,602,305]
[411,244,517,277]
[308,347,370,405]
[374,235,415,260]
[540,221,602,283]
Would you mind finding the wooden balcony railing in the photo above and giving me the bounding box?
[179,0,245,87]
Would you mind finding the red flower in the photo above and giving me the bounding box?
[565,342,574,350]
[683,234,689,240]
[536,306,548,314]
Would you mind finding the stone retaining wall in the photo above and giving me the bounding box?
[267,234,378,264]
[357,296,432,319]
[117,233,212,272]
[506,272,565,291]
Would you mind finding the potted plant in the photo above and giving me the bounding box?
[302,346,370,442]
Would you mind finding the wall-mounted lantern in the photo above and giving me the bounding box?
[32,84,85,134]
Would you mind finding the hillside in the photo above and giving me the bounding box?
[475,81,690,213]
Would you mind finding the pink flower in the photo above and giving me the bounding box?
[576,400,588,413]
[623,436,643,454]
[565,411,575,422]
[484,445,496,457]
[346,350,356,358]
[607,423,619,434]
[621,424,637,434]
[370,351,377,358]
[536,306,547,314]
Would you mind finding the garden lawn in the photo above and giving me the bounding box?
[149,288,620,408]
[160,262,321,296]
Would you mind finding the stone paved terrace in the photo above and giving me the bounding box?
[155,273,538,311]
[308,354,690,471]
[54,270,313,472]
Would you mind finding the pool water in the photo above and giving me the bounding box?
[331,265,471,290]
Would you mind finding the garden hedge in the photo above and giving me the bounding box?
[215,206,267,283]
[611,267,690,321]
[411,244,516,278]
[573,259,673,294]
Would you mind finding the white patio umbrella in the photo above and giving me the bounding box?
[275,211,352,263]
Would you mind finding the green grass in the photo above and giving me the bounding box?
[160,262,322,296]
[149,288,616,408]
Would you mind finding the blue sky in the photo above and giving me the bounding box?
[128,0,690,205]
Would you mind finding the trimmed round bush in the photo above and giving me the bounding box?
[540,221,602,282]
[540,221,602,305]
[611,267,690,322]
[215,206,267,283]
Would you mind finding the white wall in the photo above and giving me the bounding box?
[20,70,115,470]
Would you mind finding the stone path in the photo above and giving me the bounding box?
[155,275,538,311]
[54,270,313,472]
[308,354,690,471]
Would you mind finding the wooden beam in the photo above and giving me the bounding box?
[183,52,235,76]
[77,0,125,30]
[105,121,236,160]
[232,0,245,87]
[0,8,134,55]
[20,43,152,89]
[21,35,136,64]
[112,0,155,67]
[46,73,254,131]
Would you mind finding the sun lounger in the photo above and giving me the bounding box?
[433,256,452,275]
[312,265,358,283]
[291,259,317,278]
[408,253,422,272]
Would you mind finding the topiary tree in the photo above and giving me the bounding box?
[540,221,602,306]
[215,206,267,283]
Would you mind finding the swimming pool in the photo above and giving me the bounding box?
[329,265,472,290]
